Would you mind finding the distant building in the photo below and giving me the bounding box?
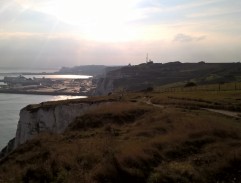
[3,75,50,86]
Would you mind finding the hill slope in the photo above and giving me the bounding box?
[0,91,241,183]
[95,62,241,95]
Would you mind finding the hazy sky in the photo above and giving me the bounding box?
[0,0,241,68]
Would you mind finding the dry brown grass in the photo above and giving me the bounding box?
[1,91,241,182]
[150,90,241,112]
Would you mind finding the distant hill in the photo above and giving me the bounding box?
[57,65,122,76]
[94,62,241,95]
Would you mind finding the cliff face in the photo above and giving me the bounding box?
[93,62,241,95]
[94,77,114,95]
[14,103,98,148]
[1,99,116,158]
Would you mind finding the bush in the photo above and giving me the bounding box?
[184,82,197,87]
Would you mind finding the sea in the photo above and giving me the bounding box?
[0,67,89,150]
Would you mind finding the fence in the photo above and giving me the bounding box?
[159,82,241,93]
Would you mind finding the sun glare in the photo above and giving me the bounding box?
[18,0,143,42]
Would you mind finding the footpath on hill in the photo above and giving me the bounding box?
[143,98,241,119]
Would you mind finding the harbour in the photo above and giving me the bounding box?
[0,74,95,96]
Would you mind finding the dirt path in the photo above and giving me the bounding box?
[145,99,164,108]
[203,108,241,119]
[144,98,241,119]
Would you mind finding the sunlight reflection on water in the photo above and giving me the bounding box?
[0,94,86,150]
[0,75,92,80]
[24,75,92,79]
[50,95,87,101]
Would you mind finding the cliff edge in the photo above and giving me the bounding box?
[0,98,115,157]
[0,91,241,182]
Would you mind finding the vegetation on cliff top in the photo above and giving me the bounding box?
[104,62,241,92]
[0,88,241,183]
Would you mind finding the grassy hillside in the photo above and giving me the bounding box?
[101,62,241,92]
[0,90,241,183]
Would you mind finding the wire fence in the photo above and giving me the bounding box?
[159,82,241,93]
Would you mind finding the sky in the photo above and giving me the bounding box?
[0,0,241,69]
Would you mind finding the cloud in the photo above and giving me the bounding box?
[0,32,145,68]
[174,33,206,43]
[0,33,81,67]
[0,0,240,68]
[196,36,206,41]
[0,31,240,69]
[0,0,73,34]
[174,33,193,42]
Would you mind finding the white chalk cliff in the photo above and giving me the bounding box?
[94,77,114,95]
[14,102,99,148]
[0,98,116,158]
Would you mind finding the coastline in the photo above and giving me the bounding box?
[0,89,89,96]
[0,73,95,96]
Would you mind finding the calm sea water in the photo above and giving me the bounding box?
[0,68,90,150]
[0,67,92,80]
[0,94,85,150]
[0,74,92,80]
